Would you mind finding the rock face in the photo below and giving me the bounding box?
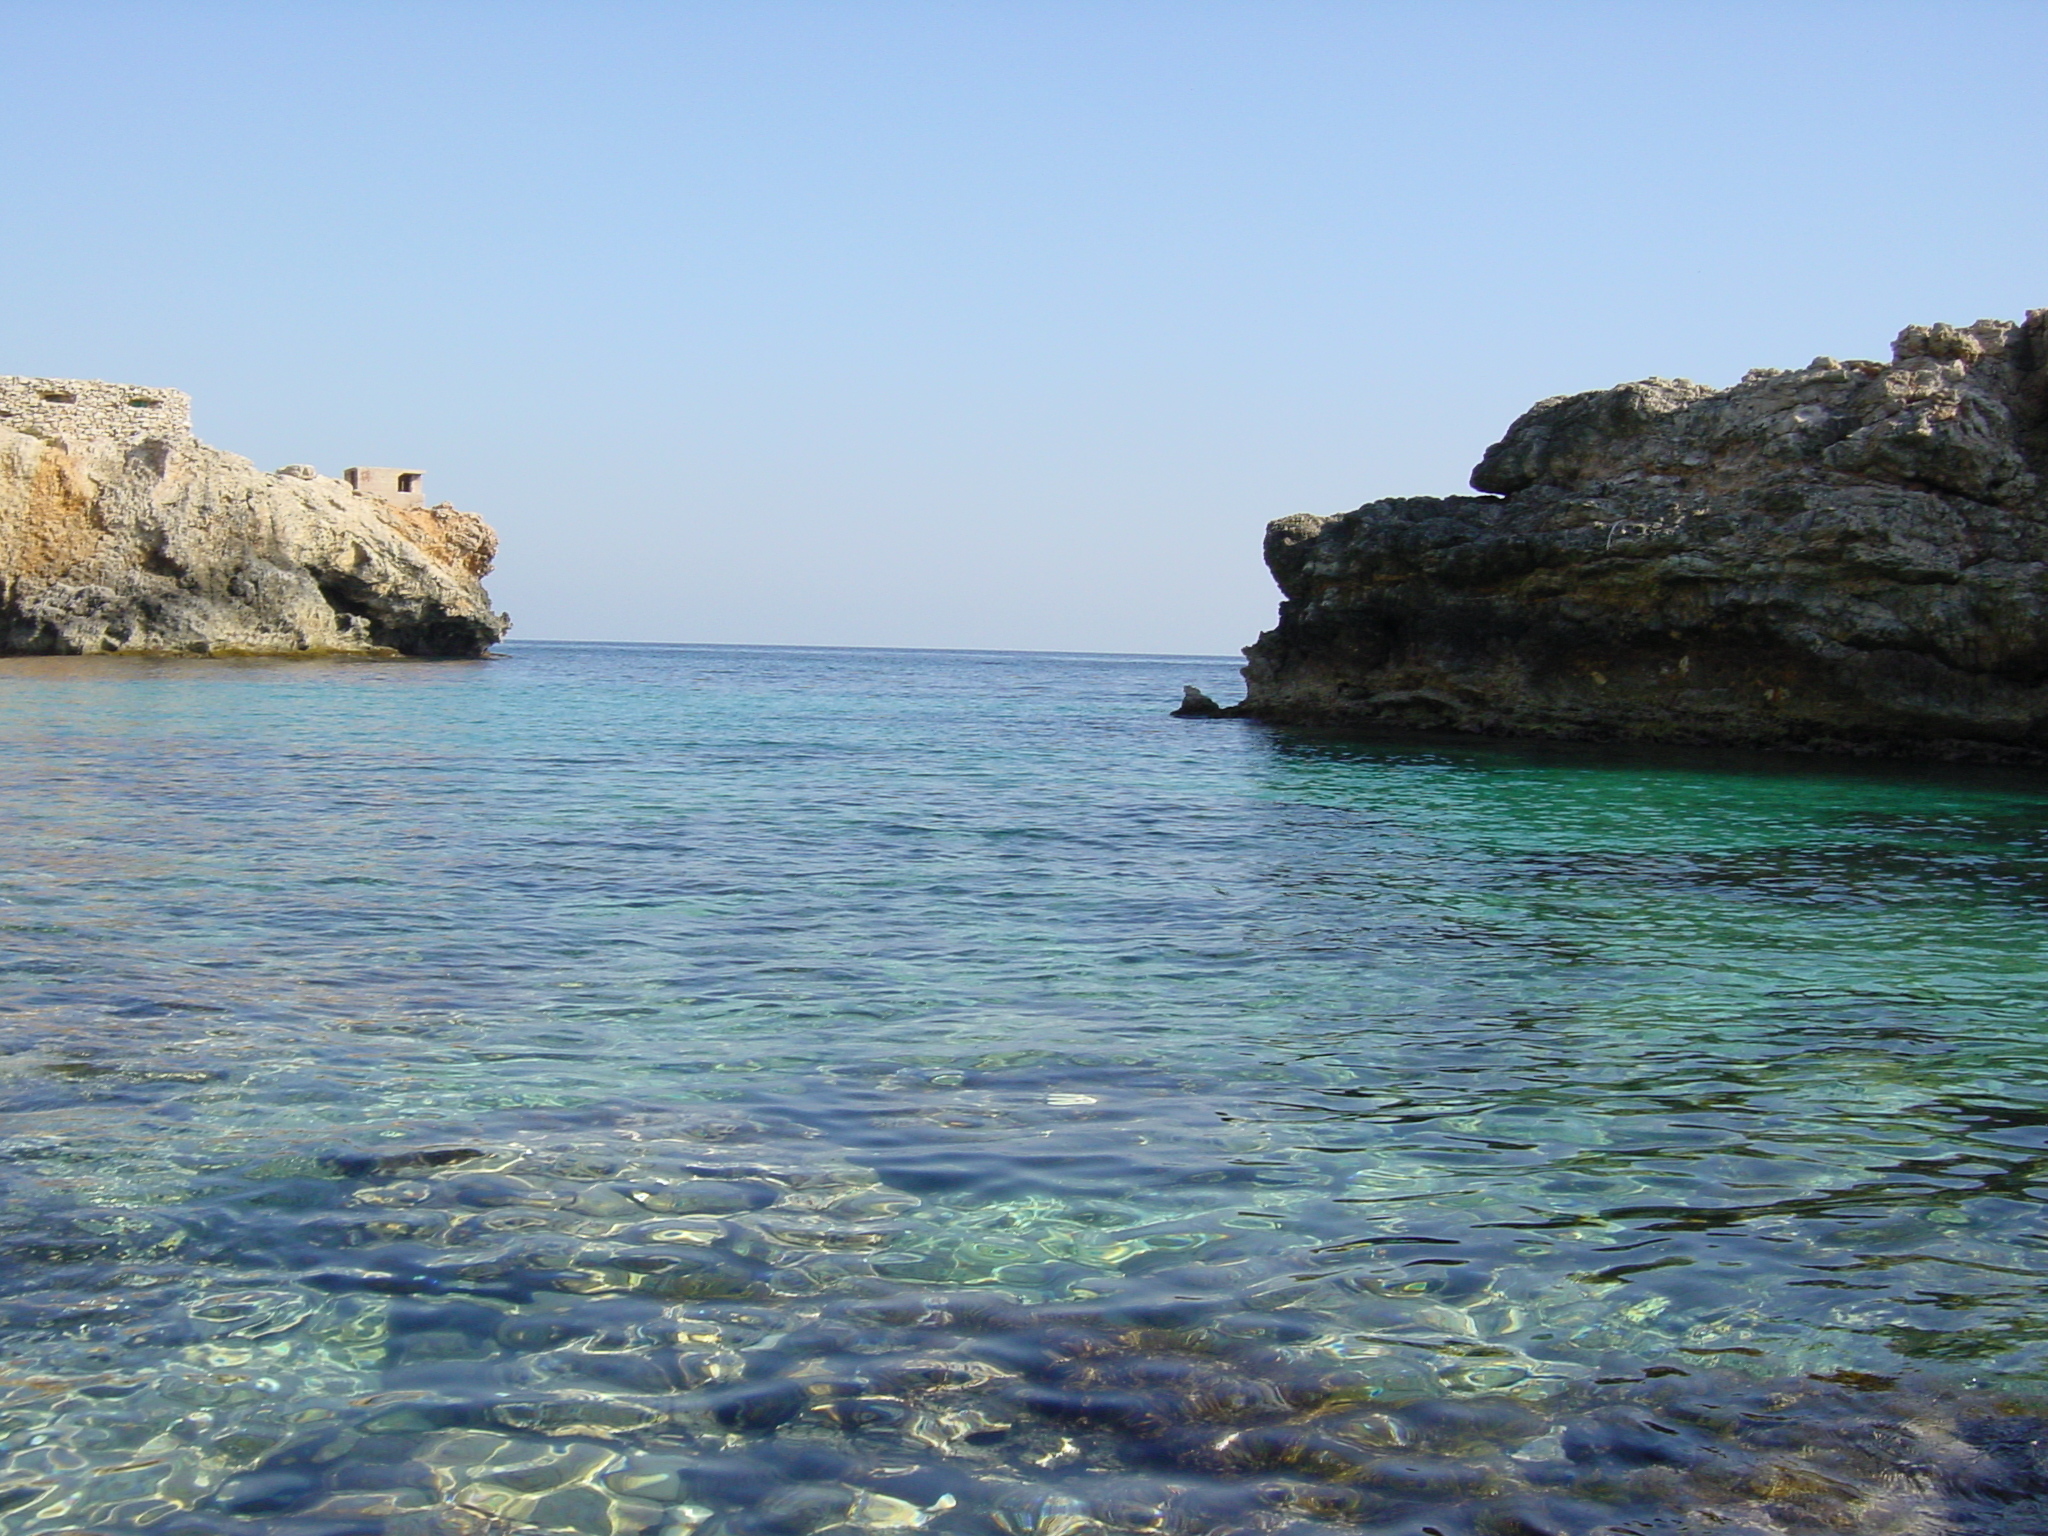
[1237,313,2048,761]
[0,377,507,657]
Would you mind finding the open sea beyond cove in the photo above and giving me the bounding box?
[4,640,2048,1536]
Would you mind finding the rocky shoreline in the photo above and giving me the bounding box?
[1227,313,2048,763]
[0,376,506,658]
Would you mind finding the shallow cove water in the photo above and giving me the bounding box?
[1,641,2047,1536]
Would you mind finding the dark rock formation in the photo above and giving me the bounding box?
[1172,685,1224,717]
[0,376,506,657]
[1236,313,2048,761]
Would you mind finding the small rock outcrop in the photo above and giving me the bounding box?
[0,377,507,657]
[1172,685,1224,717]
[1236,313,2048,761]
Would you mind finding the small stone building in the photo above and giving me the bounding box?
[0,377,193,446]
[344,467,426,507]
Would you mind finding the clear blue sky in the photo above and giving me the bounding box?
[4,2,2042,655]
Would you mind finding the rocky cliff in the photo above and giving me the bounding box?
[0,377,507,657]
[1236,313,2048,762]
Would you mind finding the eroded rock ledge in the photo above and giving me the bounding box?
[1234,313,2048,762]
[0,377,507,657]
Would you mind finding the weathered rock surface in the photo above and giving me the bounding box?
[0,377,507,657]
[1235,313,2048,761]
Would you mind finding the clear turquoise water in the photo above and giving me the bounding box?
[1,642,2046,1535]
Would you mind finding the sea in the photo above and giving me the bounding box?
[1,640,2045,1536]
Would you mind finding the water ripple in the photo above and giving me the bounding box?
[0,644,2044,1533]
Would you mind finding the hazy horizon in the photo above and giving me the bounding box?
[5,1,2043,655]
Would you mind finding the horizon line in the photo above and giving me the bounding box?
[502,637,1244,663]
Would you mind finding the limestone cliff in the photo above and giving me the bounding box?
[0,377,507,657]
[1236,313,2048,762]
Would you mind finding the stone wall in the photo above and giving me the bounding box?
[0,377,193,450]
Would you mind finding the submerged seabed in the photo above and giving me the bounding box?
[1,644,2047,1536]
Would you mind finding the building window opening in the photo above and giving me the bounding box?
[39,392,76,404]
[127,398,161,409]
[397,473,421,493]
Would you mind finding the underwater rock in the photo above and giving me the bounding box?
[6,1110,2045,1536]
[1235,313,2048,761]
[0,375,506,657]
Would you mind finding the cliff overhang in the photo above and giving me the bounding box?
[0,377,507,659]
[1232,314,2048,763]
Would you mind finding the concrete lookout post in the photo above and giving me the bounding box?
[344,467,426,507]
